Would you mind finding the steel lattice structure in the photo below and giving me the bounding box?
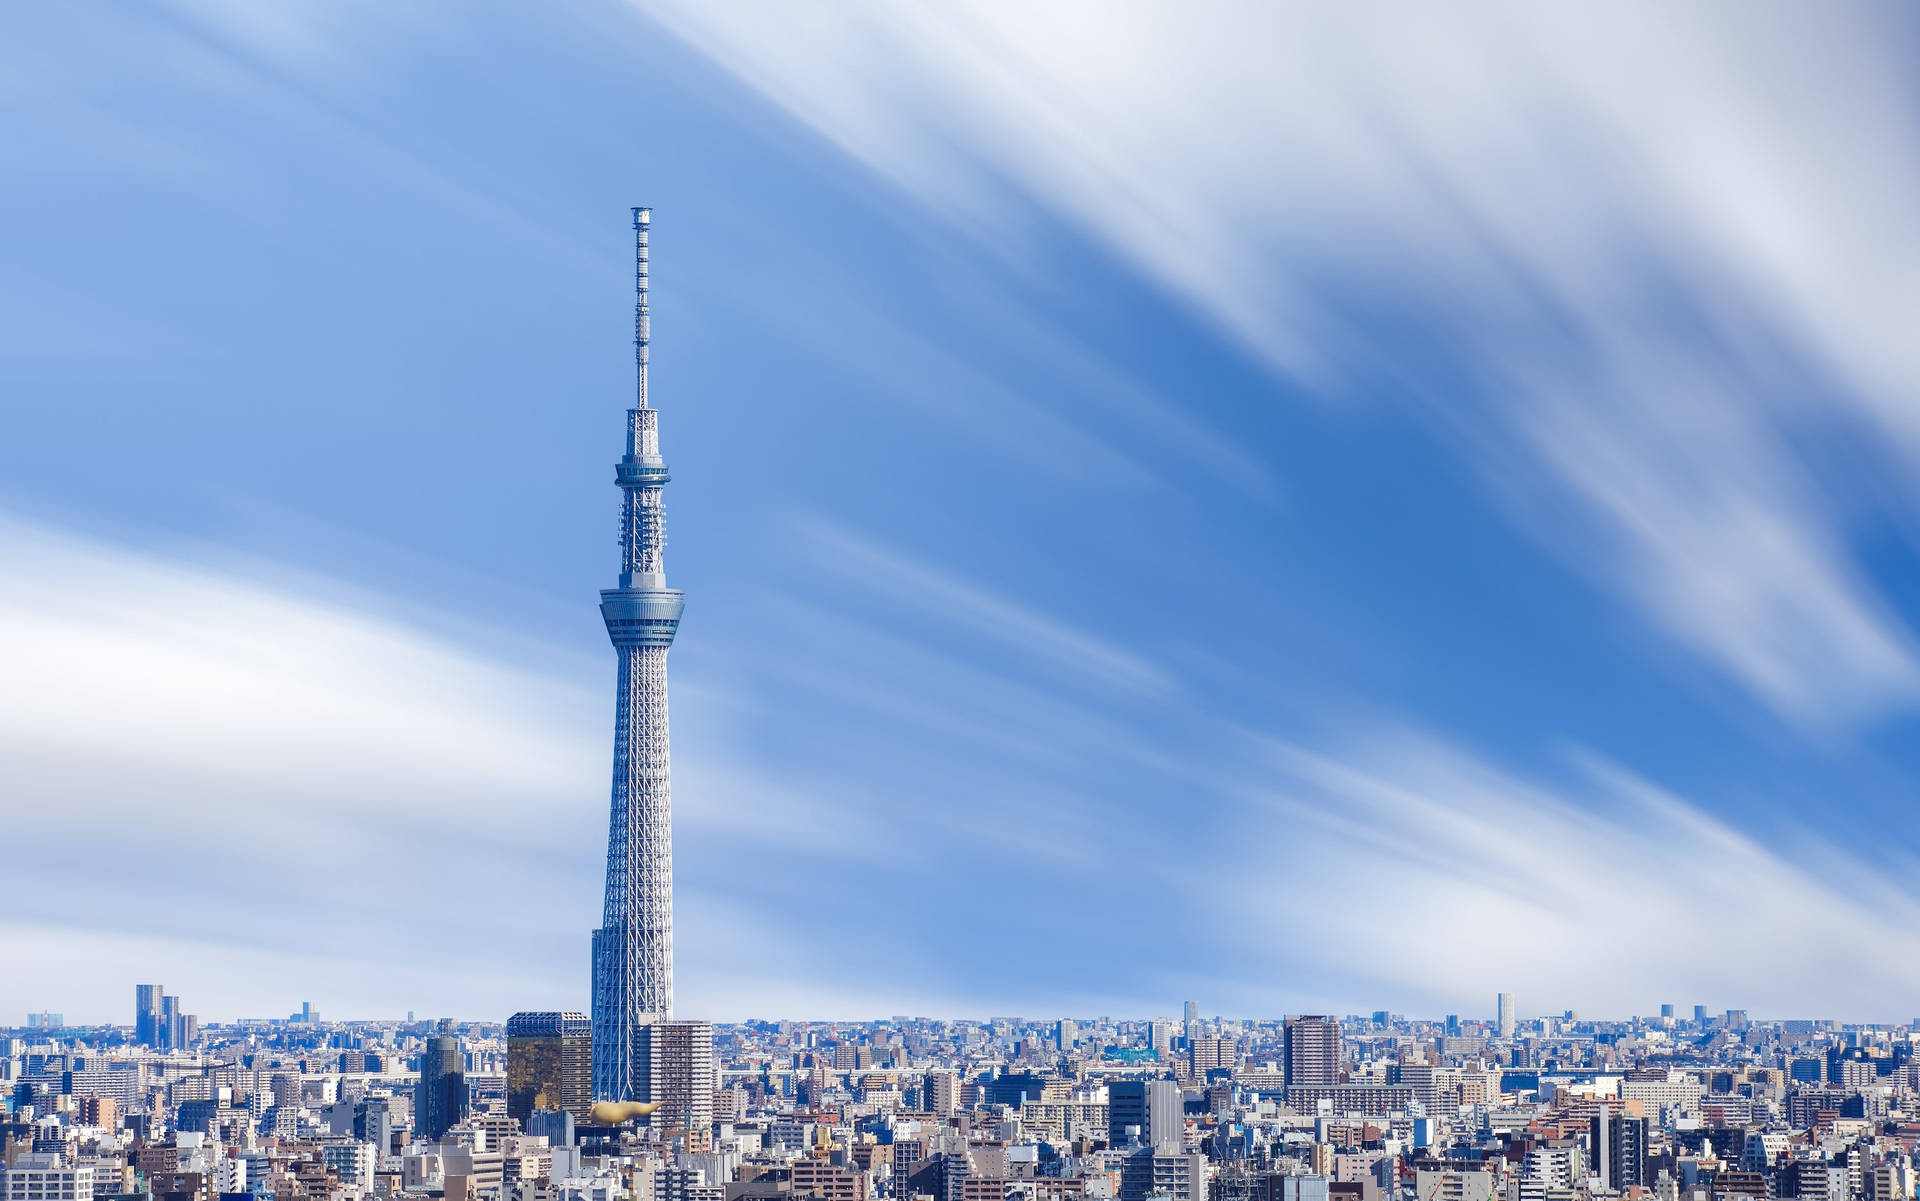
[591,207,685,1102]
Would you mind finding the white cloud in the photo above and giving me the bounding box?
[0,517,608,1022]
[1238,730,1920,1019]
[0,515,1190,1023]
[637,0,1920,730]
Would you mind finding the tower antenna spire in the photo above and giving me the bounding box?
[633,206,651,410]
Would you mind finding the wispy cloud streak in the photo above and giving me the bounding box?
[795,516,1177,698]
[639,1,1920,731]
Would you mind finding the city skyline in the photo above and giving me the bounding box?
[11,3,1920,1027]
[0,992,1885,1036]
[5,985,1894,1036]
[10,985,1917,1201]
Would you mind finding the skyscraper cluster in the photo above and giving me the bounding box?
[133,986,197,1053]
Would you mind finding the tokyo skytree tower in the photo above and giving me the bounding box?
[591,207,685,1101]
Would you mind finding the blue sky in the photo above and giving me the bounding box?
[7,1,1920,1026]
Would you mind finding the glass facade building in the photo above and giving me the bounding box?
[507,1011,592,1124]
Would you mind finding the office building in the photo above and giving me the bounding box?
[1284,1016,1341,1087]
[593,206,690,1102]
[1497,994,1515,1039]
[416,1019,468,1142]
[507,1011,592,1124]
[134,986,163,1047]
[1150,1020,1177,1061]
[1108,1078,1181,1148]
[527,1108,575,1149]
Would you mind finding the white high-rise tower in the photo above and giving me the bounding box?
[592,207,685,1101]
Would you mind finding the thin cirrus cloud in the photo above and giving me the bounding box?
[1241,731,1920,1019]
[792,516,1178,699]
[636,1,1920,732]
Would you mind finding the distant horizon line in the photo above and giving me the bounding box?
[10,1010,1912,1033]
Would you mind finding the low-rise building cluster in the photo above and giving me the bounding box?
[8,997,1920,1201]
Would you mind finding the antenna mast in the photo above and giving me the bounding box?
[633,205,651,410]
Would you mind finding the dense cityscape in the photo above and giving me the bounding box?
[6,999,1920,1201]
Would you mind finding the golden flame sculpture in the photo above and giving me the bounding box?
[588,1100,665,1125]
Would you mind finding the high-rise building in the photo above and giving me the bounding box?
[927,1070,960,1117]
[1108,1079,1182,1149]
[1057,1019,1078,1051]
[1693,1005,1708,1024]
[1497,993,1515,1039]
[416,1018,468,1141]
[1189,1036,1234,1077]
[1183,1000,1200,1041]
[1283,1016,1341,1087]
[1149,1020,1176,1061]
[135,985,163,1046]
[1590,1107,1649,1191]
[506,1012,592,1124]
[592,206,688,1103]
[1660,1004,1675,1020]
[636,1020,714,1146]
[157,993,187,1050]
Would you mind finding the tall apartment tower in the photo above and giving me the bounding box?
[1497,993,1516,1039]
[927,1070,960,1117]
[636,1020,715,1146]
[1283,1016,1341,1087]
[416,1019,468,1142]
[592,206,688,1102]
[506,1011,592,1124]
[1590,1107,1649,1191]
